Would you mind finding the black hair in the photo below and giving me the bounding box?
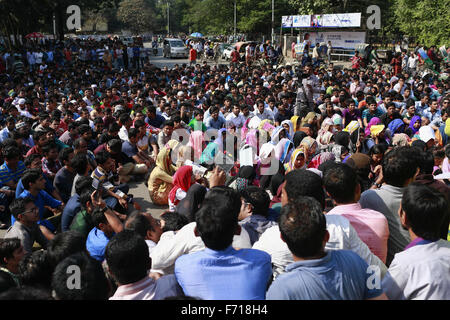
[2,146,21,160]
[105,230,151,285]
[73,138,87,149]
[284,169,325,209]
[18,250,53,291]
[0,286,52,300]
[77,124,91,136]
[416,150,434,175]
[47,231,86,268]
[52,252,109,300]
[0,270,17,293]
[128,127,139,139]
[21,169,42,191]
[382,147,419,187]
[95,150,111,165]
[133,119,146,129]
[107,139,122,154]
[0,238,22,266]
[70,153,88,175]
[279,197,327,258]
[59,147,74,164]
[90,208,107,228]
[108,122,121,133]
[369,144,387,156]
[402,183,449,240]
[323,163,358,204]
[42,142,58,155]
[411,139,427,151]
[161,212,188,232]
[32,130,47,143]
[124,212,153,238]
[196,187,241,250]
[240,186,270,218]
[119,113,131,125]
[9,197,35,220]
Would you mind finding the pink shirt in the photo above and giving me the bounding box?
[110,274,182,300]
[327,203,389,263]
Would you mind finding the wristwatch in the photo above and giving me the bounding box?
[100,206,108,214]
[373,182,382,188]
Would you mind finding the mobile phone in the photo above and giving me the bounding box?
[92,179,102,190]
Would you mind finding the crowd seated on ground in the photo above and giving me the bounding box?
[0,37,448,300]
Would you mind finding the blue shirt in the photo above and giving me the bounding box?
[145,115,166,128]
[16,174,55,198]
[205,117,226,130]
[267,250,383,300]
[15,189,62,227]
[86,227,111,261]
[174,246,272,300]
[61,194,81,232]
[0,161,25,186]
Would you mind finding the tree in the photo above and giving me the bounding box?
[117,0,156,34]
[394,0,450,46]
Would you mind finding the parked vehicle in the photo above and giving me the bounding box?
[163,38,189,58]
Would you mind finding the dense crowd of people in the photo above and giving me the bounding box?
[0,36,448,300]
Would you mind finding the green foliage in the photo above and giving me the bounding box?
[117,0,156,34]
[394,0,450,46]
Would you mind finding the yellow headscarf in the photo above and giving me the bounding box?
[166,139,180,150]
[156,147,176,175]
[300,112,317,127]
[370,125,385,137]
[291,116,300,132]
[286,147,306,173]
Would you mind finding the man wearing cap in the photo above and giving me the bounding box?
[16,99,33,118]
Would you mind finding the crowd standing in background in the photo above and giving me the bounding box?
[0,36,448,300]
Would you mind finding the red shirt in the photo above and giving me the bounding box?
[189,49,197,61]
[231,50,240,63]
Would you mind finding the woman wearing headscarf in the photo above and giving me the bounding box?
[280,120,294,139]
[392,133,411,147]
[168,165,195,211]
[285,147,307,173]
[307,152,335,169]
[317,118,334,151]
[365,117,381,137]
[405,115,422,138]
[274,138,293,164]
[188,130,204,160]
[148,146,177,205]
[199,140,219,164]
[258,142,282,189]
[299,136,318,163]
[176,184,207,222]
[270,126,288,145]
[290,115,300,132]
[299,112,319,137]
[387,118,405,135]
[331,113,343,132]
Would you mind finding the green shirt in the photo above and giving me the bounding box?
[70,209,93,238]
[188,119,207,132]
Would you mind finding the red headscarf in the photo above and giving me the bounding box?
[169,165,193,205]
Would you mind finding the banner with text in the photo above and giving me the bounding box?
[282,13,361,28]
[306,31,366,49]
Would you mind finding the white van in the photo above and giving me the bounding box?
[163,38,188,58]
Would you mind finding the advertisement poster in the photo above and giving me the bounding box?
[305,32,366,49]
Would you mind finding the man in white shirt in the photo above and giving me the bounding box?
[225,104,246,129]
[407,52,419,76]
[382,183,450,300]
[34,50,43,65]
[253,100,274,121]
[27,51,35,71]
[253,169,387,280]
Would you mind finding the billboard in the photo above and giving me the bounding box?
[282,13,361,28]
[306,31,366,49]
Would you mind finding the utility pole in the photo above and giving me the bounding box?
[234,0,236,41]
[271,0,274,44]
[167,2,170,36]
